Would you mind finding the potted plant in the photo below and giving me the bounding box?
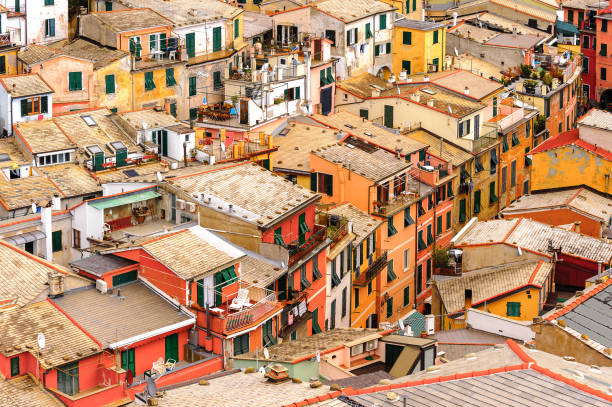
[523,79,537,94]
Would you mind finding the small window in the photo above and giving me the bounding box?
[81,115,96,126]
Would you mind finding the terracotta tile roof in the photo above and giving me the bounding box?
[240,255,285,287]
[116,0,242,23]
[89,8,173,32]
[0,74,54,98]
[311,0,394,23]
[167,162,320,229]
[17,45,62,66]
[53,282,194,348]
[0,138,32,168]
[490,0,557,22]
[484,33,544,49]
[0,300,100,369]
[502,187,612,222]
[274,122,343,173]
[456,218,612,263]
[0,241,67,307]
[53,108,140,155]
[579,108,612,131]
[310,111,427,156]
[312,140,411,182]
[432,70,503,101]
[0,176,64,210]
[327,203,382,244]
[403,128,473,167]
[435,261,552,314]
[0,375,64,407]
[118,109,182,130]
[38,164,101,198]
[14,120,74,154]
[93,161,216,184]
[141,227,244,280]
[394,17,444,30]
[47,38,129,70]
[233,328,383,362]
[336,72,395,99]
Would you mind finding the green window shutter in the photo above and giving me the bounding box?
[375,45,380,56]
[386,42,391,54]
[310,172,318,191]
[380,14,387,29]
[433,30,439,44]
[507,302,521,317]
[44,0,54,5]
[417,264,422,294]
[324,173,333,195]
[387,217,398,237]
[20,99,28,117]
[326,67,334,83]
[366,23,372,39]
[234,19,240,39]
[213,27,222,52]
[68,72,82,91]
[459,199,466,222]
[189,76,197,96]
[213,71,222,90]
[105,74,115,94]
[41,96,48,113]
[295,86,300,99]
[189,108,197,120]
[331,267,341,287]
[112,270,137,287]
[342,287,347,317]
[160,33,167,50]
[186,32,196,57]
[386,297,393,318]
[473,190,481,214]
[525,147,532,166]
[417,201,426,216]
[359,109,368,119]
[300,265,311,289]
[502,135,509,152]
[447,182,453,197]
[417,230,426,251]
[144,71,155,91]
[149,34,157,51]
[404,207,415,227]
[274,227,285,246]
[52,230,62,252]
[419,150,425,161]
[403,31,412,45]
[10,357,19,377]
[312,308,323,334]
[412,0,416,11]
[426,224,433,245]
[170,103,177,117]
[234,332,249,356]
[166,68,176,86]
[320,69,326,86]
[437,215,442,235]
[446,211,451,230]
[511,132,520,147]
[387,259,397,282]
[197,278,204,307]
[489,182,498,203]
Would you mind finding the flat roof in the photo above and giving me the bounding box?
[53,282,194,348]
[485,33,543,49]
[380,334,436,347]
[432,70,503,100]
[70,253,138,277]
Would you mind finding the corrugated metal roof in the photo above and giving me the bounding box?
[89,189,160,210]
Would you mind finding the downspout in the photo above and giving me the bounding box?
[497,141,501,216]
[371,15,376,72]
[413,173,419,310]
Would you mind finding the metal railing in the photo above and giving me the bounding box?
[287,224,327,266]
[354,251,388,287]
[471,127,498,153]
[372,192,418,216]
[225,292,277,332]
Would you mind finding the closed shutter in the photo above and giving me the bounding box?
[437,215,442,235]
[459,199,466,222]
[112,270,137,287]
[20,99,28,116]
[375,45,380,56]
[69,72,82,91]
[197,278,204,307]
[164,333,179,361]
[386,42,391,54]
[166,68,176,86]
[234,19,239,38]
[186,32,196,57]
[311,308,323,334]
[51,230,62,252]
[310,172,317,191]
[10,357,19,377]
[160,33,167,50]
[403,31,411,45]
[41,96,48,113]
[144,72,155,91]
[189,76,197,96]
[386,297,393,318]
[473,190,481,213]
[0,56,5,74]
[380,14,387,29]
[212,27,222,52]
[324,173,333,195]
[105,74,115,94]
[234,333,249,355]
[330,300,336,329]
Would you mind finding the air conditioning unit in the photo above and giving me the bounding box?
[96,279,108,294]
[427,64,439,73]
[186,202,196,213]
[365,339,378,351]
[350,343,364,356]
[176,199,186,210]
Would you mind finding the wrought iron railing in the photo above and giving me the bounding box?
[287,224,327,266]
[225,292,277,332]
[353,251,388,287]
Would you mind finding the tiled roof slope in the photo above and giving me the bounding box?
[312,0,394,23]
[327,203,382,244]
[529,128,612,161]
[0,375,63,407]
[435,261,552,314]
[89,8,173,32]
[0,74,54,97]
[0,176,64,210]
[0,300,100,369]
[578,108,612,131]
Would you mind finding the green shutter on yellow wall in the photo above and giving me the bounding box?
[105,74,115,94]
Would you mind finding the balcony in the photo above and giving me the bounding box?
[278,291,311,339]
[203,283,280,334]
[372,192,419,217]
[470,127,498,153]
[353,251,388,287]
[287,223,327,266]
[0,33,10,47]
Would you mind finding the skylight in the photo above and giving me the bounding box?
[82,115,97,126]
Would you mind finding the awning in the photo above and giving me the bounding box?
[555,20,579,36]
[89,190,161,210]
[4,230,46,246]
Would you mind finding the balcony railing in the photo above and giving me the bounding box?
[471,128,498,153]
[0,33,10,47]
[353,251,388,287]
[372,192,418,216]
[225,292,277,332]
[278,292,311,338]
[327,218,349,250]
[287,224,327,266]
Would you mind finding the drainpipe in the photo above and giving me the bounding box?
[413,173,420,310]
[304,47,312,114]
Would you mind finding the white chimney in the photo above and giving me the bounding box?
[453,12,458,27]
[464,86,470,95]
[348,221,353,234]
[427,99,434,107]
[209,155,216,165]
[52,194,61,210]
[41,206,53,260]
[422,9,425,21]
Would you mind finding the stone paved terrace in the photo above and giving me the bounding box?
[154,371,331,407]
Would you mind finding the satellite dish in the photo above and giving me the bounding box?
[517,246,523,256]
[37,333,46,350]
[263,347,270,359]
[31,203,37,213]
[316,351,321,362]
[398,319,405,331]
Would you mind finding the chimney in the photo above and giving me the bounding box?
[453,12,458,27]
[48,271,65,298]
[52,193,61,210]
[41,205,53,261]
[573,221,581,234]
[427,99,434,107]
[464,86,470,95]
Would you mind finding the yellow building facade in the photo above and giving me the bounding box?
[393,18,446,76]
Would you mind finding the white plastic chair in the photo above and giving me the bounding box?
[229,288,250,311]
